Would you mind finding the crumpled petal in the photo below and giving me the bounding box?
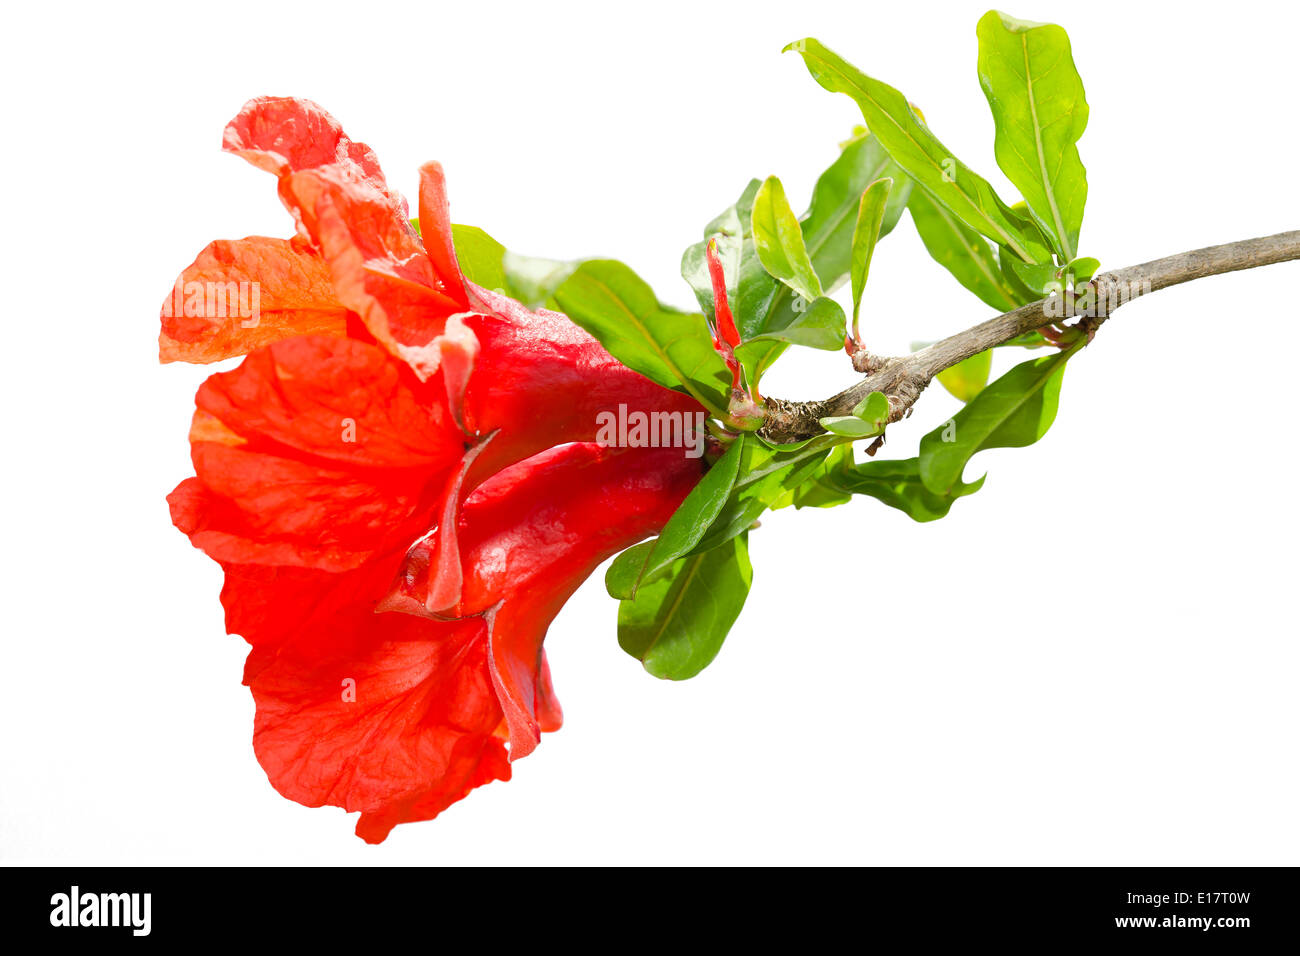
[249,614,511,844]
[158,236,349,364]
[231,441,701,843]
[165,97,716,842]
[223,95,397,205]
[161,97,401,367]
[169,335,462,572]
[288,166,465,357]
[384,442,704,760]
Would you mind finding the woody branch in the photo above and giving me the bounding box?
[759,231,1300,444]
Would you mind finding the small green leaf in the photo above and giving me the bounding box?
[752,176,823,302]
[605,540,656,601]
[449,224,581,308]
[637,436,747,587]
[733,296,846,363]
[935,350,993,403]
[919,345,1076,494]
[618,534,753,681]
[817,389,890,436]
[831,454,985,522]
[503,251,579,308]
[849,178,893,331]
[976,11,1090,261]
[1063,256,1101,284]
[851,390,890,423]
[450,224,508,291]
[817,416,882,438]
[786,37,1051,264]
[684,435,837,555]
[552,260,732,417]
[907,190,1023,312]
[998,242,1045,303]
[801,133,912,290]
[690,495,768,555]
[685,134,912,389]
[1008,257,1062,297]
[790,479,852,510]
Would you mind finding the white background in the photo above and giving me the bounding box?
[3,0,1297,865]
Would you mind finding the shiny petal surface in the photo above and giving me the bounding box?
[387,442,704,758]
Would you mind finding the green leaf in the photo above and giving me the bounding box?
[1063,256,1100,284]
[851,389,890,422]
[789,479,852,510]
[686,135,913,389]
[786,37,1050,264]
[690,139,912,387]
[686,435,838,555]
[503,251,579,308]
[976,11,1090,261]
[936,349,993,403]
[682,184,783,390]
[448,225,581,308]
[1008,257,1063,297]
[801,133,912,290]
[998,242,1045,303]
[682,180,779,341]
[819,389,890,437]
[752,176,823,302]
[741,135,914,389]
[636,436,747,588]
[450,224,508,291]
[733,296,846,364]
[618,534,752,681]
[830,453,985,521]
[919,345,1076,494]
[690,494,769,555]
[849,178,893,331]
[605,540,656,601]
[552,260,732,416]
[817,416,881,438]
[907,190,1023,312]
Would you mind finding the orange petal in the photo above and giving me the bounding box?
[417,161,466,297]
[159,237,348,364]
[286,168,468,353]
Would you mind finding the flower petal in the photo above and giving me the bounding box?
[472,444,702,759]
[285,167,468,355]
[170,336,462,572]
[385,442,704,759]
[159,237,349,364]
[417,161,467,298]
[223,96,392,197]
[458,285,703,443]
[249,615,512,844]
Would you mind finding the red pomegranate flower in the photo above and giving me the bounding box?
[163,98,706,840]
